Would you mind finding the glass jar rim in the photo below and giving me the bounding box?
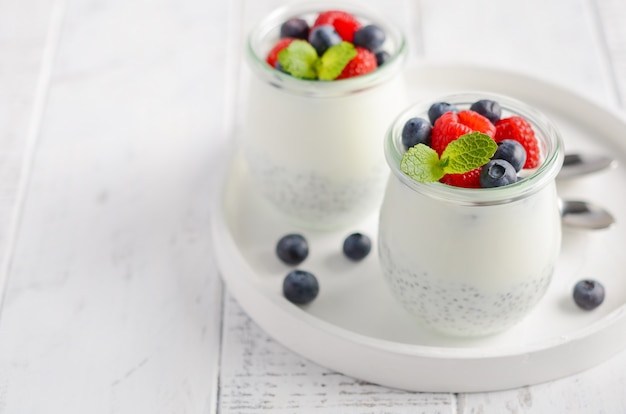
[246,1,407,98]
[384,92,564,206]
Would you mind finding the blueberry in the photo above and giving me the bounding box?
[353,24,386,52]
[374,50,391,66]
[308,25,341,56]
[275,61,289,74]
[479,159,517,188]
[401,117,432,149]
[280,18,310,40]
[573,279,605,310]
[470,99,502,124]
[342,232,372,261]
[493,139,527,172]
[283,270,319,305]
[428,102,458,125]
[276,234,309,265]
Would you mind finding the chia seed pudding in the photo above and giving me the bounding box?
[240,2,407,230]
[245,152,387,228]
[377,92,564,337]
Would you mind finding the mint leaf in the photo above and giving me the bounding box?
[278,40,318,79]
[400,144,445,182]
[441,132,497,174]
[400,132,498,183]
[316,42,357,80]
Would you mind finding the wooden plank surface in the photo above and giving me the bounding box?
[0,0,228,412]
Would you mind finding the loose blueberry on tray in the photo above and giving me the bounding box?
[342,232,372,261]
[573,279,605,310]
[276,234,309,265]
[283,270,319,305]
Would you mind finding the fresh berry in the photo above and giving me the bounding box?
[342,233,372,261]
[440,167,483,188]
[493,139,527,172]
[401,117,432,149]
[495,116,540,169]
[470,99,502,124]
[457,110,496,137]
[430,112,472,155]
[375,50,391,66]
[276,234,309,265]
[308,25,342,56]
[573,279,605,310]
[280,18,310,40]
[313,10,361,42]
[283,270,319,305]
[480,159,517,188]
[336,47,377,79]
[428,102,459,124]
[266,37,296,67]
[353,24,386,52]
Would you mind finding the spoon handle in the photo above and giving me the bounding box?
[557,154,617,180]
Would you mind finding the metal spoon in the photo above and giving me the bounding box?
[557,153,617,180]
[560,199,615,230]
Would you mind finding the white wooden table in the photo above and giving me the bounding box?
[2,0,626,412]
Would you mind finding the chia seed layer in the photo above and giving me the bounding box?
[378,234,554,337]
[246,154,387,229]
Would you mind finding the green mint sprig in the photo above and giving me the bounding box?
[277,40,356,80]
[400,132,498,183]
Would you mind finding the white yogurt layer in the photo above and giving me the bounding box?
[378,176,561,337]
[242,74,406,229]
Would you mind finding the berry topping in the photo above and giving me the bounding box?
[266,37,296,68]
[375,50,391,66]
[428,102,459,124]
[313,10,361,42]
[265,10,391,80]
[336,46,377,79]
[573,279,605,310]
[495,116,540,169]
[308,25,342,56]
[402,117,432,149]
[280,18,310,40]
[479,159,518,188]
[493,139,527,172]
[353,24,386,52]
[440,167,483,188]
[342,232,372,261]
[470,99,502,124]
[276,234,309,265]
[431,112,472,155]
[283,270,319,305]
[457,110,496,137]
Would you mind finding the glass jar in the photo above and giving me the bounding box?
[378,92,564,337]
[240,2,407,230]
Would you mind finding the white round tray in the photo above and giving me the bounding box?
[212,63,626,392]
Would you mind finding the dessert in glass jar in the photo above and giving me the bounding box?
[378,92,564,337]
[240,2,407,230]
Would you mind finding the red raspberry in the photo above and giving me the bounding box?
[266,38,296,68]
[440,167,483,188]
[457,110,496,137]
[495,116,540,169]
[313,10,361,42]
[336,47,377,79]
[430,112,472,156]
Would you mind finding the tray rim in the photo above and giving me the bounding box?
[212,62,626,392]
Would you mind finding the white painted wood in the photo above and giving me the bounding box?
[0,0,228,412]
[219,294,456,413]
